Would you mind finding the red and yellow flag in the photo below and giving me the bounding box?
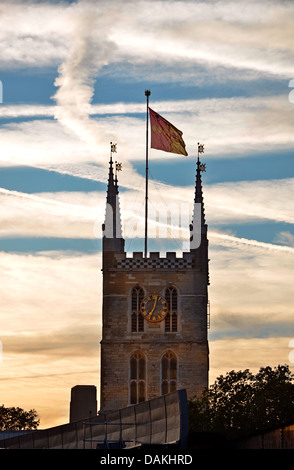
[149,107,188,156]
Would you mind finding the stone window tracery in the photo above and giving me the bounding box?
[161,351,177,395]
[131,286,144,332]
[130,351,146,404]
[164,287,178,332]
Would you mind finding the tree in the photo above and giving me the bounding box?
[0,405,40,431]
[189,364,294,440]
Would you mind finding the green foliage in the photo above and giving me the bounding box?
[189,364,294,440]
[0,405,40,431]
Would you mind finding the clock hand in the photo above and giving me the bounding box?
[149,295,158,317]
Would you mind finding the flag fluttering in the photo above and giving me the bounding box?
[149,108,188,156]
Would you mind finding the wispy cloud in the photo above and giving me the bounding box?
[1,0,293,429]
[0,250,101,425]
[208,241,294,339]
[1,173,294,240]
[1,0,294,162]
[209,337,293,384]
[2,0,294,77]
[1,95,294,177]
[275,231,294,247]
[0,187,101,238]
[210,231,294,253]
[0,1,71,67]
[0,251,101,329]
[205,178,294,225]
[0,238,293,425]
[0,172,294,242]
[52,1,118,152]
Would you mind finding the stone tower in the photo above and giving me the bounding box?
[100,153,209,411]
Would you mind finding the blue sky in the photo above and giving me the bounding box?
[0,0,294,427]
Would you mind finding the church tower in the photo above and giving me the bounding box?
[100,147,209,411]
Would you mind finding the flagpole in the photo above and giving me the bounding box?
[144,90,150,258]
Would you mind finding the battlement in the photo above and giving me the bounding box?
[115,251,193,270]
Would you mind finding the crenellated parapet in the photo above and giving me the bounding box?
[115,251,194,270]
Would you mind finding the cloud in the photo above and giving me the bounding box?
[0,119,97,167]
[209,337,294,384]
[275,231,294,247]
[205,178,294,225]
[0,188,101,238]
[1,0,294,82]
[0,249,101,425]
[0,251,101,330]
[0,235,293,426]
[208,241,294,339]
[1,0,294,429]
[106,0,294,78]
[1,95,294,179]
[209,231,294,253]
[0,1,72,67]
[1,172,294,240]
[2,324,98,358]
[0,105,56,118]
[52,1,119,151]
[1,0,293,162]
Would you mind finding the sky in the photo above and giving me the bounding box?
[0,0,293,429]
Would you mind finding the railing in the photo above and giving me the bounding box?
[83,421,135,449]
[0,390,189,449]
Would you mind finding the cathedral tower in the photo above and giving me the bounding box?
[100,151,209,411]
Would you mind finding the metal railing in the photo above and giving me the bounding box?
[83,421,135,449]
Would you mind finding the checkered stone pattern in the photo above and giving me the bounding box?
[117,258,192,270]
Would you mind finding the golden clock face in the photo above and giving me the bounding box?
[140,294,169,323]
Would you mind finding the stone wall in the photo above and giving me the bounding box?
[101,250,209,411]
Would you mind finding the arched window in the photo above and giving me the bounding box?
[130,351,146,404]
[161,351,177,395]
[131,287,144,332]
[164,287,178,332]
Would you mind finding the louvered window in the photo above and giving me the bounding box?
[131,287,144,332]
[161,351,177,395]
[130,351,146,404]
[164,287,178,332]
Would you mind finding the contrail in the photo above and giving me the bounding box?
[1,187,293,254]
[52,2,117,151]
[0,187,95,220]
[209,231,294,253]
